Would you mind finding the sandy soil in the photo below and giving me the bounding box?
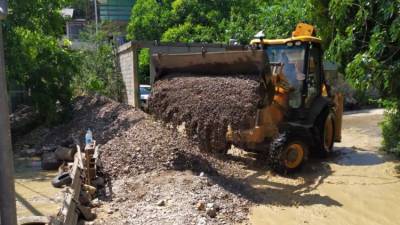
[248,109,400,225]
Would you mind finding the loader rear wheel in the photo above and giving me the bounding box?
[268,132,308,173]
[315,108,335,157]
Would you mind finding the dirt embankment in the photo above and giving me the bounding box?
[149,74,264,153]
[15,95,253,224]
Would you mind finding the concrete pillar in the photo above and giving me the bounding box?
[0,22,18,225]
[118,42,140,107]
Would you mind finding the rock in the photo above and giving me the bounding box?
[123,165,130,173]
[83,184,97,196]
[206,208,217,218]
[55,146,75,161]
[77,205,96,221]
[197,217,207,225]
[79,190,92,205]
[107,208,114,214]
[157,200,166,206]
[93,177,105,187]
[115,197,127,203]
[199,172,205,177]
[206,203,218,218]
[196,201,206,211]
[41,152,62,170]
[91,198,102,207]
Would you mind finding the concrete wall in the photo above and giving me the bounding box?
[118,42,139,107]
[117,41,229,107]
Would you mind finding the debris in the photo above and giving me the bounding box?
[51,172,72,188]
[206,203,218,218]
[196,201,206,211]
[10,104,40,139]
[106,208,114,214]
[55,146,75,161]
[83,185,97,196]
[197,217,207,225]
[93,177,105,187]
[156,200,166,206]
[149,74,263,152]
[19,95,251,225]
[91,198,101,208]
[41,152,62,170]
[77,205,96,221]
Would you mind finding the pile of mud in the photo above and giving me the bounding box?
[149,74,265,152]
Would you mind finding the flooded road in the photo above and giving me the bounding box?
[14,157,62,218]
[247,109,400,225]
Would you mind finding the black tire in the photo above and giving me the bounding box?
[314,108,335,158]
[268,132,308,174]
[52,172,72,188]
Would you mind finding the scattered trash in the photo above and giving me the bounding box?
[51,172,72,188]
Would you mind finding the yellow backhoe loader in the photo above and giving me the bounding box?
[151,23,343,173]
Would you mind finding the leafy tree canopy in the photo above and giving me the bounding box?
[4,0,78,124]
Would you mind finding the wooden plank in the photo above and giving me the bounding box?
[63,149,83,225]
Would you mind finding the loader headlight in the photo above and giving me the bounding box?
[295,41,302,46]
[286,42,294,47]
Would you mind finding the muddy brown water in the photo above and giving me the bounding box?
[14,157,62,218]
[246,109,400,225]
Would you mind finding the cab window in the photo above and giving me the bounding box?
[305,45,321,107]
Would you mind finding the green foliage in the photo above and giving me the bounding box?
[127,0,173,40]
[72,22,125,101]
[138,49,150,84]
[319,0,400,154]
[381,105,400,156]
[4,0,78,124]
[258,0,312,39]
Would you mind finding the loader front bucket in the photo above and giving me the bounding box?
[152,50,269,80]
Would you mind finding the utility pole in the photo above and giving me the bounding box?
[94,0,98,35]
[0,0,17,225]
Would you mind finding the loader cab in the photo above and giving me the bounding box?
[251,35,326,111]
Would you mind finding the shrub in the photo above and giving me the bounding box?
[381,104,400,156]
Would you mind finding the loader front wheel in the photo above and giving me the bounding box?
[268,133,308,174]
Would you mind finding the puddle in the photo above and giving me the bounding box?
[14,157,62,218]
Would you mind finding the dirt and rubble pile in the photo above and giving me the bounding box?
[10,104,40,140]
[15,95,246,177]
[95,171,250,225]
[41,95,140,148]
[14,95,254,224]
[149,74,265,152]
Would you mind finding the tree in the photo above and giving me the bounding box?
[72,22,125,101]
[127,0,173,40]
[4,0,78,124]
[321,0,400,153]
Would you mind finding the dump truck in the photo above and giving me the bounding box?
[150,23,343,173]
